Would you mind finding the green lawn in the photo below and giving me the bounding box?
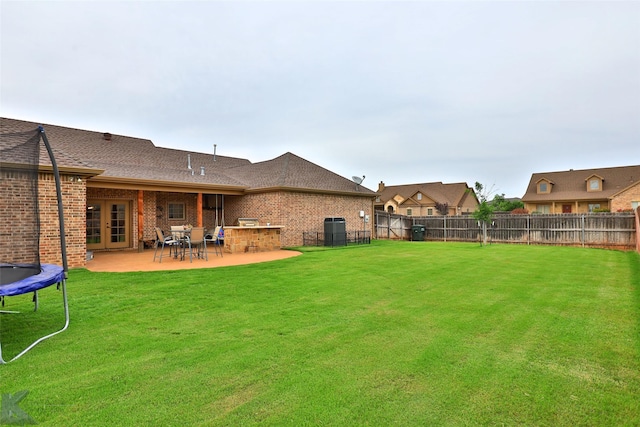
[1,241,639,426]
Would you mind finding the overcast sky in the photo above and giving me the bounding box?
[2,1,638,197]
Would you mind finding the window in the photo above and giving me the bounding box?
[427,208,433,216]
[168,203,185,220]
[375,196,381,202]
[406,208,412,216]
[537,179,553,194]
[536,204,551,214]
[417,193,422,201]
[588,203,601,212]
[588,178,602,192]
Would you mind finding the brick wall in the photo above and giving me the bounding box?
[20,184,373,270]
[143,191,157,242]
[155,192,199,233]
[611,182,640,212]
[40,173,86,268]
[2,170,90,269]
[1,169,40,263]
[225,191,374,247]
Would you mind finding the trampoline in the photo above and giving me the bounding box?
[0,126,69,364]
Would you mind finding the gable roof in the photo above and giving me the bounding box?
[611,179,640,198]
[1,117,375,196]
[223,152,371,195]
[521,165,640,202]
[376,182,475,207]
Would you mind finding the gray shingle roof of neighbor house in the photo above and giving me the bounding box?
[376,182,476,206]
[521,165,640,202]
[0,117,376,196]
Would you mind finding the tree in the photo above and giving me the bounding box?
[435,202,449,216]
[471,182,495,246]
[489,194,524,212]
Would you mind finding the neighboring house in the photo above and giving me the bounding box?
[1,118,376,268]
[611,180,640,212]
[374,181,478,216]
[521,165,640,214]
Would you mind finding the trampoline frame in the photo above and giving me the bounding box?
[0,267,69,364]
[0,127,70,364]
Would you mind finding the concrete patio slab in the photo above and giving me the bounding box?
[84,249,302,273]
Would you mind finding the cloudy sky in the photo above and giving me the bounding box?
[2,1,638,197]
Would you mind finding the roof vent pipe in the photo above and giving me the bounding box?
[200,166,205,176]
[187,154,192,170]
[213,144,217,161]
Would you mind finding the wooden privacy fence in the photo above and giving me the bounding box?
[375,212,637,250]
[635,207,640,253]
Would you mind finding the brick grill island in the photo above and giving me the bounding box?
[223,226,284,253]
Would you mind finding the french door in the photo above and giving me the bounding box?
[86,200,131,250]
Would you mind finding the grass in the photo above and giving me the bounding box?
[1,240,639,426]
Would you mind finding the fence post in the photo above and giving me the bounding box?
[527,215,530,245]
[387,212,390,239]
[444,215,447,242]
[581,214,585,248]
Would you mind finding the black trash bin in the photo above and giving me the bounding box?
[412,225,425,241]
[324,217,346,246]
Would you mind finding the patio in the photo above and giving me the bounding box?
[85,248,302,273]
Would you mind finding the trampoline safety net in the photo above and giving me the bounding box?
[0,128,43,284]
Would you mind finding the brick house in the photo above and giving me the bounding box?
[374,181,478,216]
[1,118,376,268]
[521,165,640,214]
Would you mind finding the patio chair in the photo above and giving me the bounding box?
[205,226,224,257]
[153,227,179,263]
[170,226,191,261]
[170,225,187,240]
[186,227,208,262]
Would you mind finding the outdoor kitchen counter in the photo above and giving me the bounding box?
[223,226,284,253]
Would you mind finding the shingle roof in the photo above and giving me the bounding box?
[223,152,375,195]
[1,117,374,195]
[521,165,640,202]
[0,122,97,171]
[377,182,474,206]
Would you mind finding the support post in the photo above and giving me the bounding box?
[39,127,68,276]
